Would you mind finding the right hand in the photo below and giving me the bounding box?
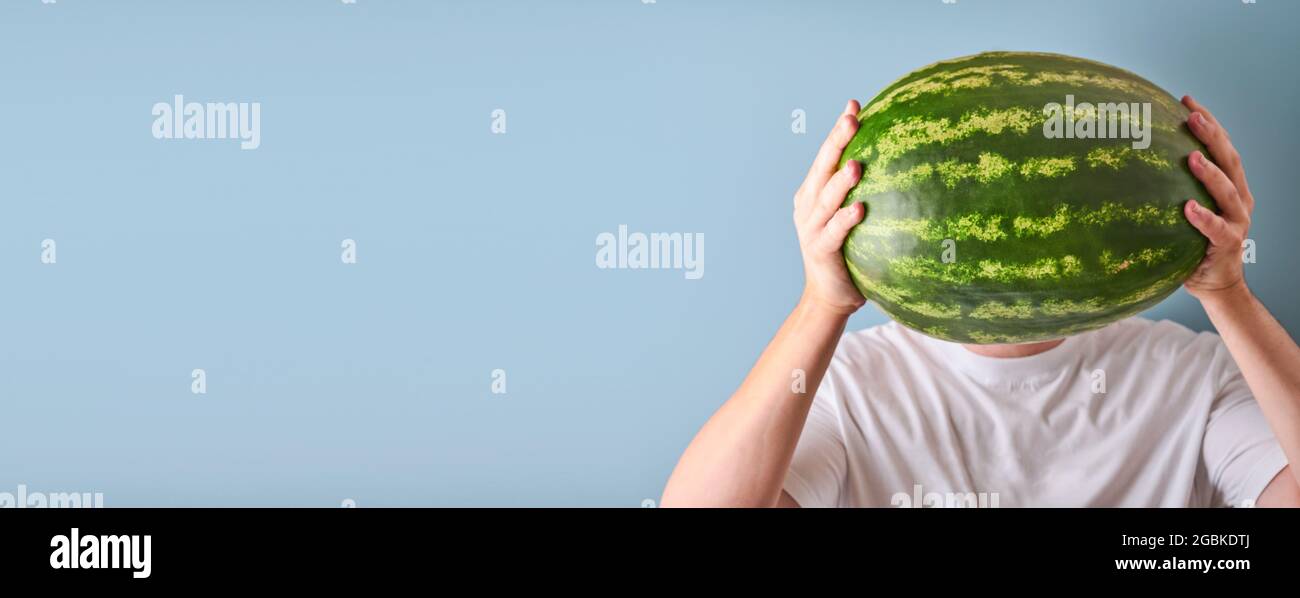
[793,100,867,316]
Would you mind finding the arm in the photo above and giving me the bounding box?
[661,101,867,507]
[1181,96,1300,506]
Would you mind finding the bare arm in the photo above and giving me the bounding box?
[661,101,867,507]
[1181,96,1300,506]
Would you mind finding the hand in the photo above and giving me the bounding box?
[1182,96,1254,303]
[793,100,867,316]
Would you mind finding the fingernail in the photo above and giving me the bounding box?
[1189,112,1202,126]
[844,100,855,113]
[1190,151,1204,167]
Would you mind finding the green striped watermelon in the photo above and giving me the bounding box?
[840,51,1214,344]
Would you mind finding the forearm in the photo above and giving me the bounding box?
[1203,284,1300,486]
[661,297,850,507]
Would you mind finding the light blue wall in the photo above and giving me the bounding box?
[1,0,1295,506]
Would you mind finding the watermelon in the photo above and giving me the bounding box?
[840,51,1215,344]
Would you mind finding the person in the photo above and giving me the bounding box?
[661,97,1300,507]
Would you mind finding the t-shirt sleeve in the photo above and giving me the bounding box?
[783,375,848,508]
[1201,341,1289,507]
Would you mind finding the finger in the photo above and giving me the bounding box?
[808,110,859,184]
[816,202,866,254]
[808,160,861,228]
[1184,101,1250,206]
[1188,151,1248,224]
[800,103,860,197]
[1184,200,1236,247]
[841,98,860,117]
[1182,95,1223,131]
[1183,95,1252,211]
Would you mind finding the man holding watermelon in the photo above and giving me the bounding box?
[662,95,1300,508]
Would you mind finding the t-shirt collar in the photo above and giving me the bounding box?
[913,326,1086,383]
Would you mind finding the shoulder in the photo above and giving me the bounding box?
[808,322,921,414]
[1082,317,1241,390]
[833,320,932,365]
[1091,317,1226,363]
[821,320,944,395]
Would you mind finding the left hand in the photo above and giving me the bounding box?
[1181,95,1255,303]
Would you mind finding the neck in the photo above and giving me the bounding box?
[962,338,1064,358]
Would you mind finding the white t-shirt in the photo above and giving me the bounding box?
[784,317,1288,507]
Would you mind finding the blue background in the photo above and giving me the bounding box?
[1,0,1296,506]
